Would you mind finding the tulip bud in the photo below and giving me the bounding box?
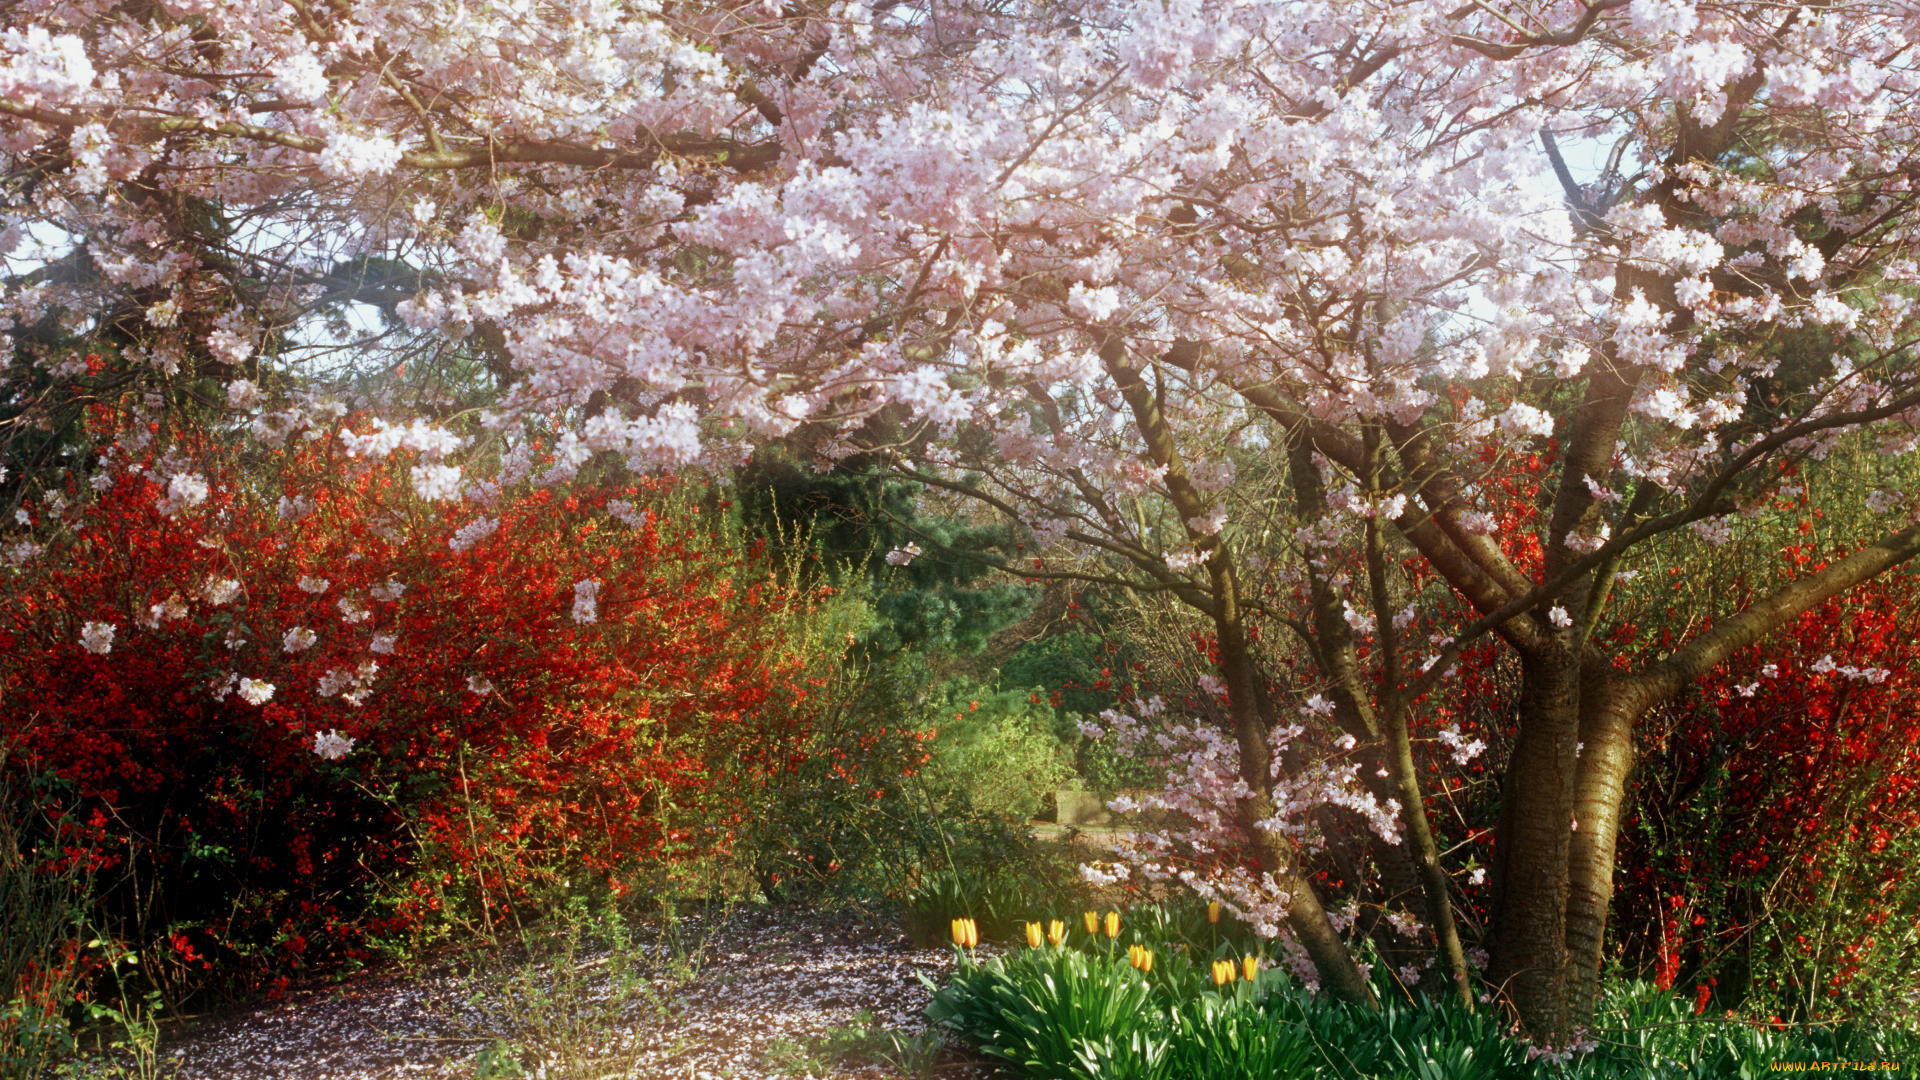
[1082,910,1099,935]
[1211,959,1235,986]
[1047,919,1066,947]
[1026,921,1043,948]
[1243,955,1259,983]
[1207,900,1221,924]
[1127,944,1154,973]
[1104,910,1120,939]
[951,917,978,949]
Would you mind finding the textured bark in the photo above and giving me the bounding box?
[1562,663,1649,1029]
[1489,648,1582,1041]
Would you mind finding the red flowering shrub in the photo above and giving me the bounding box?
[1618,563,1920,1021]
[0,414,843,1000]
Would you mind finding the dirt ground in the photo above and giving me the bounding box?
[136,909,993,1080]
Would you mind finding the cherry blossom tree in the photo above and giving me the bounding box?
[7,0,1920,1043]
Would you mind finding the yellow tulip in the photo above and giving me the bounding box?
[1242,955,1260,983]
[1127,944,1155,973]
[1047,919,1066,947]
[1104,910,1121,939]
[1211,959,1236,986]
[1207,900,1221,924]
[1025,921,1043,948]
[1082,910,1099,935]
[950,917,979,949]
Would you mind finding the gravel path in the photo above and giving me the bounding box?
[143,910,994,1080]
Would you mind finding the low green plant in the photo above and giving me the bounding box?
[768,1010,949,1079]
[1261,974,1531,1079]
[899,827,1092,945]
[926,902,1920,1080]
[762,1034,831,1078]
[1564,978,1920,1079]
[1,764,95,1079]
[1164,992,1318,1079]
[926,945,1168,1079]
[917,677,1076,822]
[444,894,680,1080]
[58,948,177,1080]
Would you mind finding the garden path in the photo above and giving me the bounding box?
[147,910,981,1080]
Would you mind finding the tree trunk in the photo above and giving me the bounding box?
[1562,662,1648,1030]
[1489,645,1582,1041]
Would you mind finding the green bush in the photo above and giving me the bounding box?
[918,677,1075,822]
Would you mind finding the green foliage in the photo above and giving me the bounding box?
[444,894,679,1080]
[998,627,1161,795]
[900,839,1092,946]
[999,630,1117,719]
[764,1010,947,1079]
[925,905,1920,1080]
[1117,897,1266,962]
[925,946,1168,1080]
[1567,979,1920,1080]
[1260,974,1534,1079]
[918,677,1075,822]
[734,450,1035,656]
[1,766,93,1079]
[1165,993,1318,1079]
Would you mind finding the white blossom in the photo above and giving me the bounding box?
[272,52,328,101]
[226,379,265,410]
[1437,725,1487,766]
[312,729,356,760]
[158,472,210,517]
[571,578,599,624]
[318,132,402,178]
[79,620,115,655]
[449,516,500,552]
[410,463,464,502]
